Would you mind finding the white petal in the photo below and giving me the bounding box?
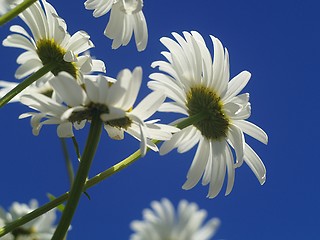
[223,71,251,102]
[177,127,200,153]
[182,137,209,190]
[3,34,35,51]
[57,122,74,138]
[159,126,193,155]
[15,59,42,79]
[158,102,188,115]
[133,12,148,51]
[104,125,124,140]
[210,36,226,95]
[130,91,165,120]
[227,124,245,167]
[49,72,88,107]
[224,144,235,196]
[233,119,268,144]
[207,140,226,198]
[244,143,266,185]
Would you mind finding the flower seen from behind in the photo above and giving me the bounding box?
[130,198,220,240]
[149,31,268,198]
[85,0,148,51]
[2,0,105,86]
[20,67,178,156]
[0,199,56,240]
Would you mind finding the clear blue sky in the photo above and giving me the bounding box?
[0,0,319,239]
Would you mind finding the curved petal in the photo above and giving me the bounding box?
[227,124,245,167]
[244,143,266,185]
[233,119,268,144]
[183,137,209,190]
[222,71,251,102]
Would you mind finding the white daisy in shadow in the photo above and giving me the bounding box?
[3,0,105,86]
[130,198,220,240]
[20,67,178,155]
[85,0,148,51]
[0,199,57,240]
[149,31,268,198]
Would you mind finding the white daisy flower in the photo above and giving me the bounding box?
[149,31,268,198]
[20,68,178,155]
[0,0,22,15]
[130,198,220,240]
[85,0,148,51]
[2,0,105,85]
[99,67,179,156]
[0,199,56,240]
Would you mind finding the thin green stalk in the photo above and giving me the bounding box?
[0,0,38,26]
[0,63,55,107]
[51,113,103,240]
[176,111,207,129]
[0,148,142,238]
[0,193,69,237]
[0,116,199,238]
[72,136,81,161]
[60,138,74,186]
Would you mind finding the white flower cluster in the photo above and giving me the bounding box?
[85,0,148,51]
[0,0,269,239]
[0,0,268,197]
[0,200,56,240]
[130,198,220,240]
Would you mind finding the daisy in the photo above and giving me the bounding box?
[130,198,220,240]
[85,0,148,51]
[2,0,105,86]
[0,199,56,240]
[21,68,178,155]
[149,31,268,198]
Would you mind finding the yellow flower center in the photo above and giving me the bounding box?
[36,39,78,79]
[186,85,229,140]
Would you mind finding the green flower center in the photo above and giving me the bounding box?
[107,117,133,130]
[12,227,35,239]
[68,103,109,123]
[36,39,78,79]
[186,85,229,140]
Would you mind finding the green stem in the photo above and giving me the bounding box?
[72,136,81,161]
[0,116,199,238]
[60,138,74,186]
[0,0,38,26]
[0,63,55,107]
[0,147,142,238]
[52,113,102,240]
[0,193,69,237]
[176,111,207,129]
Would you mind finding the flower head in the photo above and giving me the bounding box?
[85,0,148,51]
[3,0,105,85]
[0,199,56,240]
[20,68,178,155]
[149,31,268,198]
[130,198,220,240]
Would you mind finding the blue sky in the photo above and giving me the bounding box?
[0,0,319,239]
